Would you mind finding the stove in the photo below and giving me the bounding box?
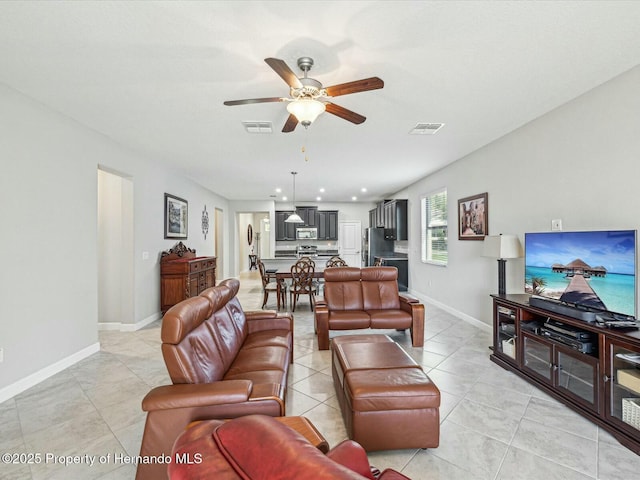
[296,245,318,257]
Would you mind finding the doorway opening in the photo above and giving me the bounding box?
[97,167,134,329]
[237,212,271,272]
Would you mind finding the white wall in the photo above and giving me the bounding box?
[401,65,640,326]
[0,83,229,399]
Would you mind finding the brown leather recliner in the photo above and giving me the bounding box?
[169,415,412,480]
[314,267,424,350]
[136,279,294,480]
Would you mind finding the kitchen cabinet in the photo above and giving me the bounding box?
[383,199,408,240]
[275,211,296,241]
[318,210,338,240]
[296,206,318,227]
[369,209,376,228]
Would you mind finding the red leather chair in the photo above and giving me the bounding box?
[169,415,411,480]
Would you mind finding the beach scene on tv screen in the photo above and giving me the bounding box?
[525,230,636,317]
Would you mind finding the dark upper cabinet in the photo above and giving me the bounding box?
[318,210,338,240]
[275,211,297,241]
[296,206,318,227]
[384,199,408,240]
[276,207,335,240]
[368,199,407,240]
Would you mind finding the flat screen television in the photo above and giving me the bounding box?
[524,230,637,319]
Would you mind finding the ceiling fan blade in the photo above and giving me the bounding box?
[324,77,384,97]
[265,58,302,89]
[223,97,285,106]
[282,114,298,133]
[325,102,366,125]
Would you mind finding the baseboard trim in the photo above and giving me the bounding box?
[98,311,162,332]
[0,342,101,404]
[407,289,491,332]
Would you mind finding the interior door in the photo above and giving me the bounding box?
[339,221,362,267]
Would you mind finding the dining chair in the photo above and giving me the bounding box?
[289,260,318,312]
[258,260,286,309]
[325,256,347,268]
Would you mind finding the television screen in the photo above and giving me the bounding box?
[524,230,637,318]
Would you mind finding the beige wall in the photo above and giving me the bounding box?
[399,65,640,326]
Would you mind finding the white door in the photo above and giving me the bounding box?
[339,221,362,267]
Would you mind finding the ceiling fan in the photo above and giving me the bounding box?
[223,57,384,132]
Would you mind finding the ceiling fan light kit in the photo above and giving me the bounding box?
[224,56,383,133]
[286,98,326,127]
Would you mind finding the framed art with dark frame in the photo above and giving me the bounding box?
[458,192,488,240]
[164,193,188,239]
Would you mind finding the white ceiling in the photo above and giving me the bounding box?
[1,1,639,203]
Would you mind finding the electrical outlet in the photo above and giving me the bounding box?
[142,251,149,260]
[551,219,563,231]
[0,347,4,363]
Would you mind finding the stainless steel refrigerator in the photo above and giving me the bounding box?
[363,228,395,266]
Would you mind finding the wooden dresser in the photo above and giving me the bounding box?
[160,242,216,313]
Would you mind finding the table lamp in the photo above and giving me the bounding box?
[482,234,523,295]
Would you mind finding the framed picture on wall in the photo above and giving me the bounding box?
[164,193,188,239]
[458,192,488,240]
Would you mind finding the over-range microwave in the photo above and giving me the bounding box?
[296,227,318,240]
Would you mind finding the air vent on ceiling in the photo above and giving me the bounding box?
[242,121,273,134]
[409,123,444,135]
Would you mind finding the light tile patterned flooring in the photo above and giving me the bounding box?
[2,271,639,479]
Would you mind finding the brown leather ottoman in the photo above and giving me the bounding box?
[331,335,440,451]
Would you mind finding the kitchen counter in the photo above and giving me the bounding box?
[374,255,408,291]
[374,254,408,260]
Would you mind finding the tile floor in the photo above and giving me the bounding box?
[1,271,639,479]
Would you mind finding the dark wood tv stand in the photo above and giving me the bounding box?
[491,294,640,455]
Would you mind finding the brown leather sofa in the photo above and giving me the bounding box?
[136,278,294,480]
[168,415,412,479]
[314,267,424,350]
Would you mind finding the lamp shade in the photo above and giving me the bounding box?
[286,99,326,125]
[482,234,523,259]
[285,212,304,223]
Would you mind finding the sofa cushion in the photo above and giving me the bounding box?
[361,267,401,310]
[367,309,412,329]
[328,311,371,330]
[324,267,364,311]
[225,346,290,377]
[161,296,227,384]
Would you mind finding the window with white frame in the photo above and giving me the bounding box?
[421,188,448,265]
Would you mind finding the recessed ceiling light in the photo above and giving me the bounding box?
[275,188,282,193]
[316,196,322,201]
[352,196,357,201]
[409,123,445,135]
[242,121,273,134]
[361,187,367,193]
[282,196,287,201]
[319,188,325,193]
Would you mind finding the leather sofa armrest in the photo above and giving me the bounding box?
[326,440,376,479]
[399,293,419,304]
[141,380,252,412]
[378,469,412,480]
[398,297,425,348]
[245,310,293,333]
[314,300,330,350]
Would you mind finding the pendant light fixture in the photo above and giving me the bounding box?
[285,171,304,223]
